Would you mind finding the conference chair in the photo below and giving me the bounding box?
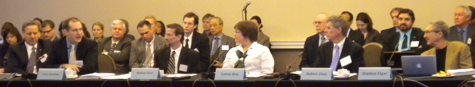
[363,42,383,67]
[98,54,117,74]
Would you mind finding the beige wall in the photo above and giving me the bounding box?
[0,0,472,41]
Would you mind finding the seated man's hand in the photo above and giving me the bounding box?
[213,60,223,68]
[62,64,82,72]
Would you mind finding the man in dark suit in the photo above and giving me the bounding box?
[181,12,210,72]
[314,15,365,73]
[154,23,205,74]
[49,17,98,75]
[41,20,59,42]
[129,20,168,68]
[119,19,135,40]
[341,11,365,45]
[300,14,329,68]
[202,13,214,37]
[207,17,236,72]
[379,7,403,44]
[6,21,52,75]
[448,6,475,44]
[97,19,133,74]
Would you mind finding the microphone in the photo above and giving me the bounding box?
[386,43,399,67]
[242,2,251,11]
[282,52,303,80]
[202,53,221,79]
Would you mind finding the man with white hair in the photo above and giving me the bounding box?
[97,19,133,74]
[300,14,329,68]
[448,5,475,44]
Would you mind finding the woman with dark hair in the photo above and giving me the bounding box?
[81,22,91,38]
[222,21,274,75]
[0,27,22,73]
[355,12,380,44]
[157,21,166,36]
[92,22,105,42]
[250,16,271,48]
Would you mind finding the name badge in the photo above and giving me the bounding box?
[468,38,472,44]
[179,64,188,72]
[358,67,392,80]
[75,60,83,66]
[215,68,246,80]
[37,68,65,80]
[221,45,229,50]
[113,50,121,53]
[410,41,419,47]
[130,68,161,80]
[301,68,332,80]
[40,54,48,63]
[194,48,199,52]
[340,56,352,67]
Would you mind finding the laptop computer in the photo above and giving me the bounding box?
[401,55,437,76]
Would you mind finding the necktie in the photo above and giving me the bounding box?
[320,36,325,46]
[167,51,176,74]
[110,42,117,52]
[69,44,76,65]
[211,37,220,55]
[459,30,465,43]
[330,45,340,71]
[185,39,190,48]
[27,47,37,73]
[144,44,153,68]
[402,34,408,49]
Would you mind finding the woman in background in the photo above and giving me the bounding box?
[355,12,380,44]
[0,27,22,73]
[157,21,166,36]
[250,16,271,48]
[92,22,105,42]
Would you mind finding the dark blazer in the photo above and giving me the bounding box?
[347,29,365,45]
[257,32,272,48]
[153,46,201,73]
[355,29,380,45]
[314,39,365,72]
[208,35,236,72]
[0,44,9,68]
[181,31,210,72]
[5,40,52,74]
[49,37,98,75]
[125,34,135,40]
[300,34,325,68]
[380,27,427,52]
[448,25,475,43]
[469,34,475,68]
[98,36,133,74]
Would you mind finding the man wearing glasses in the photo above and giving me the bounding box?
[41,20,59,42]
[300,13,329,69]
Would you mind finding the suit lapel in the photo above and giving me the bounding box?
[19,42,29,64]
[160,48,171,72]
[177,48,188,72]
[103,38,112,52]
[59,38,69,63]
[76,37,86,60]
[191,32,199,49]
[445,42,456,69]
[324,44,333,66]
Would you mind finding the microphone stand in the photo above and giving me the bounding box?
[282,52,303,80]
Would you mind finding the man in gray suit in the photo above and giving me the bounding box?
[448,5,475,44]
[129,20,167,68]
[208,17,236,71]
[98,19,133,74]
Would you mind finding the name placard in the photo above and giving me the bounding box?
[37,68,65,80]
[215,68,246,80]
[301,68,332,80]
[130,68,161,80]
[358,67,392,80]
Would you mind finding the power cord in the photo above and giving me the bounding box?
[458,78,475,87]
[27,79,33,87]
[403,78,429,87]
[100,80,108,87]
[274,78,297,87]
[6,78,13,87]
[192,78,217,87]
[127,78,131,87]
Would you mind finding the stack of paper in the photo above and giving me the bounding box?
[101,73,131,79]
[447,69,475,76]
[164,74,197,78]
[77,73,115,79]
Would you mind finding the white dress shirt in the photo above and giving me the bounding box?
[170,44,182,74]
[145,35,156,59]
[332,38,346,59]
[183,32,193,49]
[222,42,275,75]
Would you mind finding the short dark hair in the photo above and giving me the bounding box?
[120,19,130,34]
[157,21,166,36]
[390,7,403,16]
[92,22,104,31]
[33,18,43,24]
[21,20,41,33]
[137,20,152,29]
[468,6,475,21]
[183,12,199,32]
[250,16,263,29]
[2,22,15,35]
[234,21,258,42]
[166,23,185,39]
[202,13,215,22]
[2,28,22,45]
[341,11,353,22]
[61,17,80,31]
[397,8,415,22]
[356,12,374,31]
[41,20,55,28]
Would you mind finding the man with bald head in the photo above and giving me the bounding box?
[300,14,329,68]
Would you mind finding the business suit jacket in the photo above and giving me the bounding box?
[347,29,365,45]
[300,34,325,68]
[129,35,168,68]
[355,29,380,44]
[181,31,210,72]
[421,41,472,71]
[125,34,135,40]
[49,37,98,75]
[257,32,271,48]
[380,27,427,52]
[153,46,201,73]
[208,35,236,71]
[5,40,52,74]
[98,36,133,74]
[0,44,9,68]
[448,25,475,43]
[314,39,365,72]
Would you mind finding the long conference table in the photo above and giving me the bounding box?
[0,74,473,87]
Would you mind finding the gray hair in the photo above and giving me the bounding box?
[111,19,126,31]
[327,15,349,37]
[212,16,224,25]
[429,20,449,39]
[457,5,472,18]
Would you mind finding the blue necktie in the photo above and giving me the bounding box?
[330,45,340,71]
